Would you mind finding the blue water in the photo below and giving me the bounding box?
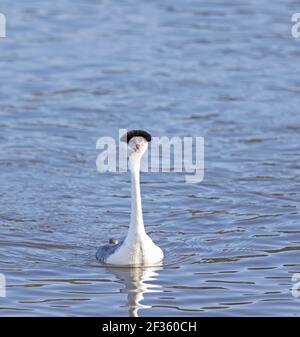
[0,0,300,316]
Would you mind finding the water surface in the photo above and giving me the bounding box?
[0,0,300,316]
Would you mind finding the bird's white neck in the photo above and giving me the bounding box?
[128,152,146,237]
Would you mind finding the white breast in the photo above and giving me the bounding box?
[106,233,164,266]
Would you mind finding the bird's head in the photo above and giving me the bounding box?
[121,130,151,157]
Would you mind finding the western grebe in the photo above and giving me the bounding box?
[96,130,164,266]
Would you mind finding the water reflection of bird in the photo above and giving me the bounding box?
[96,130,164,266]
[107,266,162,317]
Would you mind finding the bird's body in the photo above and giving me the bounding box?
[96,237,125,263]
[96,130,164,266]
[97,233,163,266]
